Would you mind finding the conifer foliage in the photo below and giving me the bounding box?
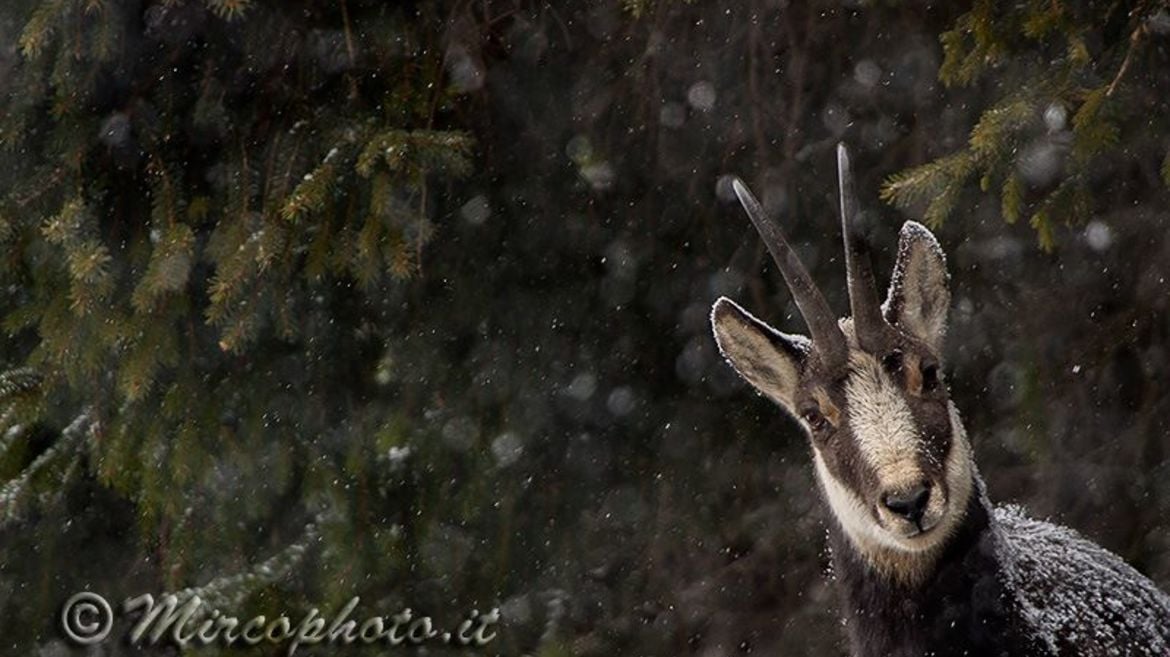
[0,1,473,651]
[881,1,1169,249]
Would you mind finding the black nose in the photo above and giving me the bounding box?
[882,483,931,523]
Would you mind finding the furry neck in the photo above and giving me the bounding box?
[826,472,1012,656]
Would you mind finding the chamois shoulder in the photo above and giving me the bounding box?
[993,505,1170,655]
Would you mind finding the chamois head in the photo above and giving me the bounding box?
[711,144,974,579]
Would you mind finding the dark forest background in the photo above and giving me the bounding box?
[2,1,1170,655]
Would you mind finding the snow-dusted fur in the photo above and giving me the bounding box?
[829,471,1170,656]
[997,505,1170,655]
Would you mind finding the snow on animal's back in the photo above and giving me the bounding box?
[994,505,1170,655]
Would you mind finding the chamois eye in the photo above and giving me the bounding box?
[801,408,828,431]
[922,362,940,391]
[881,350,903,374]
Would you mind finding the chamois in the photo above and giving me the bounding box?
[710,144,1170,656]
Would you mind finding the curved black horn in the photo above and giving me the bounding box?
[837,143,885,351]
[731,177,847,369]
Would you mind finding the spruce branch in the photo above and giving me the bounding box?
[171,520,321,611]
[1071,87,1120,164]
[0,410,93,528]
[204,0,253,21]
[132,224,196,313]
[0,368,41,402]
[969,97,1034,162]
[18,0,70,59]
[881,152,976,226]
[1001,173,1024,225]
[1106,22,1148,97]
[280,148,342,222]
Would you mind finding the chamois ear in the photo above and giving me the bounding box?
[883,221,950,353]
[710,297,809,412]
